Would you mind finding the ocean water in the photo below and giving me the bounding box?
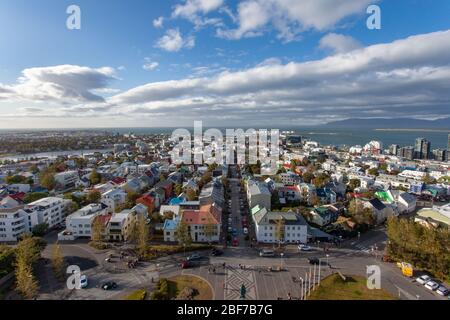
[110,126,449,149]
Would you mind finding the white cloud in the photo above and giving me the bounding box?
[143,61,159,71]
[217,0,375,42]
[3,65,117,103]
[172,0,224,29]
[110,30,450,124]
[319,33,362,53]
[153,16,164,28]
[155,28,195,52]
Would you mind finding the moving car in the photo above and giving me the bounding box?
[416,274,431,285]
[424,280,440,291]
[80,275,88,289]
[298,244,312,252]
[187,253,202,261]
[102,282,118,290]
[308,258,320,265]
[436,286,449,296]
[259,249,275,257]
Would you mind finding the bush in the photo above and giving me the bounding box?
[88,241,110,250]
[32,223,49,237]
[151,279,170,300]
[0,246,15,278]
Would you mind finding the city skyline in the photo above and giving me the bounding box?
[1,0,450,128]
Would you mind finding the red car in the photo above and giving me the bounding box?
[181,260,194,269]
[232,238,239,247]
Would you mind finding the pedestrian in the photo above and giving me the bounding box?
[213,267,216,274]
[287,292,292,300]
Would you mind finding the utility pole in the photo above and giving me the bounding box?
[299,277,304,301]
[318,259,321,286]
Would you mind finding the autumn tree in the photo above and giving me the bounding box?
[87,190,101,204]
[89,169,102,185]
[174,184,183,196]
[91,216,105,243]
[51,243,66,281]
[348,200,376,227]
[186,189,198,201]
[175,220,191,248]
[15,258,39,299]
[40,172,56,191]
[136,215,150,258]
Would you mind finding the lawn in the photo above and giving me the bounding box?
[308,274,396,300]
[124,289,147,300]
[145,244,212,260]
[167,275,213,300]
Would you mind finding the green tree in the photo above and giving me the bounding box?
[174,184,183,196]
[368,168,379,176]
[0,245,16,277]
[275,218,286,247]
[32,223,49,237]
[24,192,49,204]
[6,175,28,184]
[422,173,436,184]
[89,169,102,185]
[51,243,66,281]
[87,190,101,204]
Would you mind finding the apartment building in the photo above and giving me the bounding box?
[101,188,127,213]
[60,203,108,240]
[0,200,27,242]
[54,171,80,190]
[26,197,68,230]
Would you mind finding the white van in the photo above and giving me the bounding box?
[259,249,275,257]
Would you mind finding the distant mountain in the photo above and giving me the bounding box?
[325,117,450,129]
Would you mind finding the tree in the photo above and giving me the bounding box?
[29,164,39,174]
[15,235,44,266]
[368,168,379,176]
[0,245,16,277]
[40,172,56,191]
[275,218,286,247]
[348,200,375,227]
[347,179,361,192]
[174,184,183,196]
[66,201,79,215]
[174,220,191,247]
[15,257,39,299]
[136,215,150,258]
[203,216,217,243]
[51,243,65,281]
[89,169,102,185]
[6,175,28,184]
[422,173,436,184]
[87,190,101,204]
[302,171,315,184]
[24,192,49,204]
[186,189,198,201]
[32,223,49,237]
[91,216,105,243]
[312,173,330,188]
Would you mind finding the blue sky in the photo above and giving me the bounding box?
[1,0,450,128]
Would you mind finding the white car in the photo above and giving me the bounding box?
[298,244,312,252]
[416,275,431,285]
[243,227,248,235]
[80,275,88,289]
[424,280,440,291]
[436,286,449,296]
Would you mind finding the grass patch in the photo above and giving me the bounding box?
[124,289,147,300]
[150,276,213,300]
[308,274,396,300]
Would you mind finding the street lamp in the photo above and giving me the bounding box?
[280,253,284,270]
[299,277,304,300]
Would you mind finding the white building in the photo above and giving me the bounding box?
[101,188,127,213]
[0,200,27,242]
[7,184,31,194]
[247,181,271,211]
[27,197,68,229]
[55,171,80,190]
[398,170,426,180]
[280,172,301,186]
[60,203,108,240]
[251,206,308,244]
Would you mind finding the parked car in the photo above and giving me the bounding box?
[298,244,312,252]
[308,258,320,265]
[187,253,202,261]
[416,275,431,285]
[232,238,239,247]
[80,275,88,289]
[102,282,118,290]
[259,249,275,257]
[211,248,223,256]
[181,260,195,269]
[243,227,249,235]
[425,280,440,291]
[436,286,449,296]
[232,228,238,237]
